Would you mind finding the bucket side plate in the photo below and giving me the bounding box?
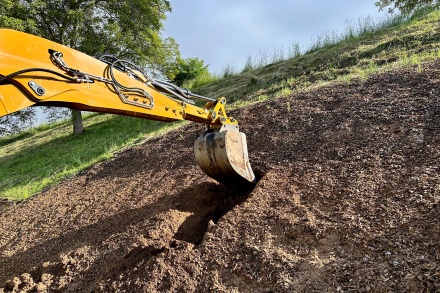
[194,130,256,184]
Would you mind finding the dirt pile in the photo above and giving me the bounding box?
[1,61,439,292]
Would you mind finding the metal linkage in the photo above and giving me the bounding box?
[98,54,216,104]
[49,49,216,109]
[49,49,96,83]
[49,50,154,109]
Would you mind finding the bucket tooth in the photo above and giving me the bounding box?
[194,129,256,184]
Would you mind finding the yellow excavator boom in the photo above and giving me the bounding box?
[0,29,256,184]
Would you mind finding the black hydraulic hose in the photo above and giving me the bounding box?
[151,79,216,103]
[0,68,82,84]
[98,55,216,103]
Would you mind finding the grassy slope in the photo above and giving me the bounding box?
[1,8,439,200]
[0,115,184,199]
[195,8,439,106]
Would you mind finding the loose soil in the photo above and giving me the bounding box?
[1,62,439,292]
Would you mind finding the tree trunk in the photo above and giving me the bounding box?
[71,109,84,135]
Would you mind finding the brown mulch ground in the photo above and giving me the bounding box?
[1,61,439,292]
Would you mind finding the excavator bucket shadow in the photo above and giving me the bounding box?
[194,129,256,185]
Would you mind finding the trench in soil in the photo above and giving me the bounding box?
[172,172,263,245]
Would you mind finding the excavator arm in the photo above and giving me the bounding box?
[0,29,255,184]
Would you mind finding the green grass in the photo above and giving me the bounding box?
[194,7,439,105]
[183,72,219,88]
[0,114,183,199]
[1,6,439,200]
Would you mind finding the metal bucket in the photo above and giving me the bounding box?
[194,129,256,184]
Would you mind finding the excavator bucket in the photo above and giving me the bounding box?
[194,129,256,184]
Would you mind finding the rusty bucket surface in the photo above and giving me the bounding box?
[194,129,256,184]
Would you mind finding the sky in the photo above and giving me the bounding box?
[163,1,389,74]
[36,1,391,125]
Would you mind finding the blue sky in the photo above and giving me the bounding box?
[163,1,389,74]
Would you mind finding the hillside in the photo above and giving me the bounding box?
[0,60,439,292]
[1,7,440,293]
[0,8,439,201]
[195,7,440,104]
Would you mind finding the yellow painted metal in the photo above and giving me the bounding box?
[0,84,34,116]
[0,29,256,184]
[0,29,236,126]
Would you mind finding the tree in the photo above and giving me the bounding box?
[0,108,36,136]
[172,57,209,86]
[2,0,180,134]
[43,107,70,124]
[375,0,439,14]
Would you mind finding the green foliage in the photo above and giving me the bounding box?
[0,0,180,135]
[3,0,179,76]
[375,0,439,14]
[0,108,36,136]
[0,0,35,31]
[221,63,237,78]
[43,107,70,124]
[275,87,292,98]
[172,57,209,86]
[242,56,255,72]
[306,14,408,54]
[183,72,219,89]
